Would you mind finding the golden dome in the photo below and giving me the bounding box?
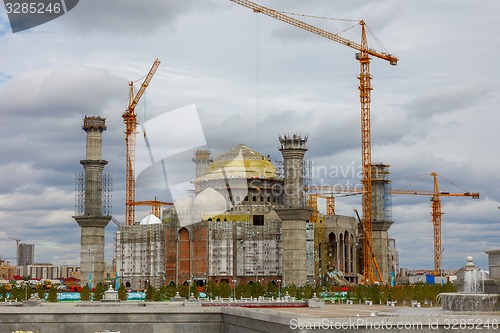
[195,144,277,182]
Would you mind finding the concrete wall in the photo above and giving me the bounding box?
[0,303,222,333]
[3,303,500,333]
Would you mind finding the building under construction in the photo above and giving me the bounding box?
[115,136,398,290]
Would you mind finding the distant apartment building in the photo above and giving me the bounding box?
[59,265,81,279]
[18,243,34,276]
[0,258,16,280]
[29,264,59,280]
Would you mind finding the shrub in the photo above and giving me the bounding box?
[93,282,106,301]
[47,287,58,302]
[36,284,45,299]
[80,284,91,301]
[165,285,177,299]
[118,283,128,301]
[145,285,156,301]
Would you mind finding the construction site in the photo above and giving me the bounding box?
[72,0,481,291]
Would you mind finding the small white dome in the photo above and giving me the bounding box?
[140,213,162,225]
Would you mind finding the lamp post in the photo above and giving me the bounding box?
[187,279,192,300]
[277,279,281,300]
[232,279,237,302]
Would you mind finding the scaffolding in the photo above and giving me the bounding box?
[75,172,85,217]
[74,172,112,217]
[115,223,166,290]
[305,222,315,281]
[102,172,112,216]
[207,211,282,279]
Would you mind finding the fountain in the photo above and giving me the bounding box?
[439,251,500,312]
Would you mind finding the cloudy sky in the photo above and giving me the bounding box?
[0,0,499,273]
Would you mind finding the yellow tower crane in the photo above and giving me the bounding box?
[392,172,479,275]
[231,0,398,283]
[123,59,161,225]
[307,192,340,222]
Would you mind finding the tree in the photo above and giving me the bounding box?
[266,281,278,298]
[0,285,7,302]
[36,284,45,299]
[236,284,249,299]
[189,284,199,299]
[80,284,91,301]
[118,283,128,301]
[9,284,29,301]
[250,282,265,298]
[177,284,189,298]
[145,285,156,301]
[218,281,231,298]
[205,281,216,299]
[47,286,58,302]
[93,282,106,301]
[165,285,177,299]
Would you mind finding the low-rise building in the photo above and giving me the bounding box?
[28,263,59,280]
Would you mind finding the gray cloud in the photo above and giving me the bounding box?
[60,0,217,34]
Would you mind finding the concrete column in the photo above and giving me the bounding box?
[276,134,310,286]
[276,209,310,286]
[335,234,340,271]
[75,217,110,286]
[371,164,394,283]
[73,116,111,287]
[345,233,350,274]
[279,134,308,208]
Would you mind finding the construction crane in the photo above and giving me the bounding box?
[309,172,480,275]
[307,193,340,222]
[392,172,479,275]
[123,59,161,225]
[8,236,21,266]
[9,236,20,246]
[230,0,398,284]
[131,199,173,219]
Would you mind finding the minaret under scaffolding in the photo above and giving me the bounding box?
[73,116,111,287]
[275,134,311,286]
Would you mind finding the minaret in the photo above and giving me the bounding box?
[371,163,394,283]
[276,134,311,286]
[73,116,111,287]
[193,149,211,179]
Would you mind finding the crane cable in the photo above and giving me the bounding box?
[282,10,391,56]
[256,13,261,152]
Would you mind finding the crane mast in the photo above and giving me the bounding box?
[390,173,479,274]
[123,59,161,225]
[230,0,397,284]
[431,172,443,275]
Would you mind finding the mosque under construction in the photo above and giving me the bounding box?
[114,135,398,291]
